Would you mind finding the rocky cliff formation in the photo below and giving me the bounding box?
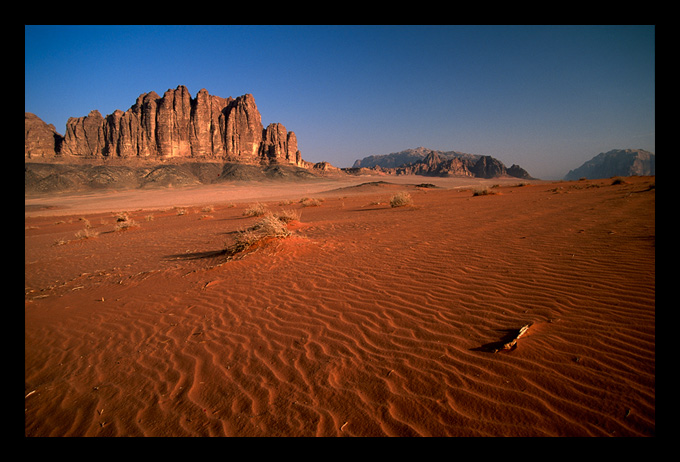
[351,148,534,179]
[352,147,479,169]
[26,86,302,166]
[25,113,63,157]
[564,149,655,180]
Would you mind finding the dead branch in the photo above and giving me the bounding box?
[493,323,531,353]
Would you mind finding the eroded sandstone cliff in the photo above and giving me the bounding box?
[26,86,302,166]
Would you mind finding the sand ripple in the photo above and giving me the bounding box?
[25,178,655,436]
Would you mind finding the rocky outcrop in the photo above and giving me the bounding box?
[224,93,263,162]
[28,86,303,166]
[260,122,300,165]
[356,148,534,179]
[351,147,534,179]
[564,149,655,180]
[395,151,474,177]
[470,155,506,178]
[352,147,479,169]
[25,113,62,158]
[507,164,533,180]
[60,110,105,157]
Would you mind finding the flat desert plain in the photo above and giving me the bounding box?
[25,175,655,436]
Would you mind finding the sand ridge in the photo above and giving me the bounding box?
[25,176,655,436]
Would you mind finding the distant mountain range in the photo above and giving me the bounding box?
[564,149,655,180]
[350,147,534,179]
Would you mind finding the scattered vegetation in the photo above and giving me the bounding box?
[390,192,413,207]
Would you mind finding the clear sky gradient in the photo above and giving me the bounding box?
[25,25,655,179]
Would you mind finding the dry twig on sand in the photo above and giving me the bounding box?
[493,323,531,353]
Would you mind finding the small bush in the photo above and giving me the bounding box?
[225,212,292,257]
[300,197,322,207]
[116,212,130,222]
[250,213,291,238]
[390,192,413,208]
[243,203,267,217]
[276,209,301,223]
[75,228,98,240]
[472,188,497,196]
[114,219,138,231]
[113,211,138,231]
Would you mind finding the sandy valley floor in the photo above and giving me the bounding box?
[25,175,655,436]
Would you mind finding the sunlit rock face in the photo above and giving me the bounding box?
[29,86,302,166]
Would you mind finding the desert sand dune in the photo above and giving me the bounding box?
[25,176,655,436]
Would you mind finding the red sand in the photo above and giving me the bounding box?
[25,175,655,436]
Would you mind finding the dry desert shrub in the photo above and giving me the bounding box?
[75,227,99,240]
[113,212,138,231]
[276,208,301,223]
[472,188,497,196]
[390,191,413,207]
[300,197,322,207]
[115,212,130,222]
[115,219,138,231]
[225,212,293,257]
[250,213,291,238]
[243,203,268,217]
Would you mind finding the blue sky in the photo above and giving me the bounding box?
[25,25,655,179]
